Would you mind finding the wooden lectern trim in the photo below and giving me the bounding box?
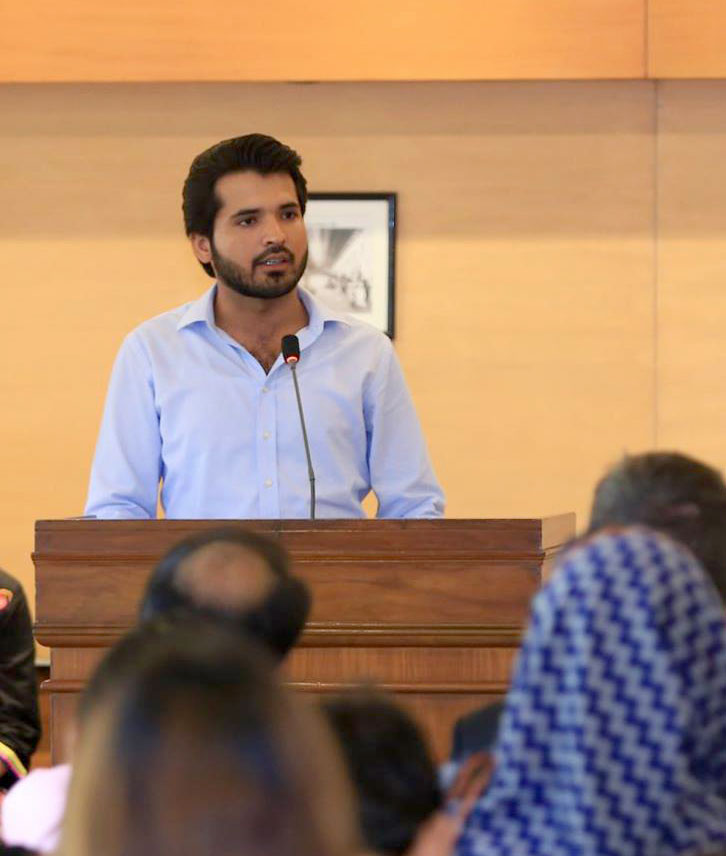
[43,679,512,695]
[301,624,524,647]
[33,551,561,565]
[34,622,524,649]
[34,515,576,559]
[289,681,512,694]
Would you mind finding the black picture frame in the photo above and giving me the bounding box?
[301,192,397,338]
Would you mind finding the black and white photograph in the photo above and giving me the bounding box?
[300,193,396,337]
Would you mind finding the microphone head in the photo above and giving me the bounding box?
[281,334,300,364]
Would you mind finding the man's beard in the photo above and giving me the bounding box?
[211,241,308,300]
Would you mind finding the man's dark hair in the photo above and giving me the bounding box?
[139,528,311,660]
[588,451,726,601]
[182,133,308,277]
[322,690,442,856]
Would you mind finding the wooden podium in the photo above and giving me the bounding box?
[34,515,575,760]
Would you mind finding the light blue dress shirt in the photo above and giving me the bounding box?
[85,286,444,519]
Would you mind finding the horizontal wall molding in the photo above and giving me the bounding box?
[3,1,645,83]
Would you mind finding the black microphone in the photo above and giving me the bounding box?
[281,334,316,520]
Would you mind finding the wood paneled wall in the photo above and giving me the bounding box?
[2,1,644,82]
[656,82,726,458]
[1,79,726,621]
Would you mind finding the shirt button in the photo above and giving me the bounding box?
[263,431,271,440]
[262,386,269,394]
[264,479,273,488]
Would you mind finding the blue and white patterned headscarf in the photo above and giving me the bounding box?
[457,527,726,856]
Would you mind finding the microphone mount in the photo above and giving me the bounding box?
[281,335,316,520]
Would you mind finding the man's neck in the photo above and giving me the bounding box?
[213,284,309,373]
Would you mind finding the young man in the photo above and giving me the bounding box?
[85,134,444,520]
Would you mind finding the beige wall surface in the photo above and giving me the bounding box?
[657,82,726,465]
[0,79,722,615]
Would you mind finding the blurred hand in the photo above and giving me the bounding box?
[406,753,493,856]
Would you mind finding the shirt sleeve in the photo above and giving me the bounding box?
[366,341,445,518]
[0,576,40,788]
[84,333,162,519]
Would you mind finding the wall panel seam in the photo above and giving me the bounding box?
[653,78,661,448]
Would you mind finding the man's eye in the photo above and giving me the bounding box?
[237,217,256,226]
[282,210,299,220]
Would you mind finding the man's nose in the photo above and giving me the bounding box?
[262,216,286,245]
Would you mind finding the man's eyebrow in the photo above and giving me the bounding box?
[230,207,261,219]
[228,202,299,219]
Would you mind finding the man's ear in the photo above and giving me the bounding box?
[190,233,212,264]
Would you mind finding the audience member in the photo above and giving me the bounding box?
[457,527,726,856]
[322,690,442,856]
[448,702,504,766]
[450,450,726,762]
[2,528,310,852]
[3,622,173,853]
[588,450,726,600]
[139,527,311,658]
[1,765,70,853]
[58,621,359,856]
[0,569,40,791]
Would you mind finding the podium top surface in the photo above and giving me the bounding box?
[35,515,576,559]
[33,515,577,640]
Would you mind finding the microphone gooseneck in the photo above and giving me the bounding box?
[281,335,316,520]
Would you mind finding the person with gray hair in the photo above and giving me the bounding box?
[449,450,726,764]
[588,451,726,601]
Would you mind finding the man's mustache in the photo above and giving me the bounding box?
[253,247,294,266]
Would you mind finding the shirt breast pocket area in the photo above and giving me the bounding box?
[158,377,257,454]
[295,365,368,454]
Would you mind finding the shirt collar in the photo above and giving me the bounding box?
[297,287,351,345]
[176,285,217,331]
[176,285,351,339]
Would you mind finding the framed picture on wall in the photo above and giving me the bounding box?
[300,193,396,338]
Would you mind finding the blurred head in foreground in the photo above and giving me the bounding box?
[60,621,357,856]
[140,527,311,659]
[322,689,441,855]
[458,527,726,856]
[589,451,726,601]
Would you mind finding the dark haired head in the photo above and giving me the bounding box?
[588,451,726,601]
[322,689,442,856]
[77,620,171,727]
[140,528,311,660]
[183,134,308,277]
[62,622,357,856]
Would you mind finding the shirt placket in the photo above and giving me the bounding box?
[256,377,280,518]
